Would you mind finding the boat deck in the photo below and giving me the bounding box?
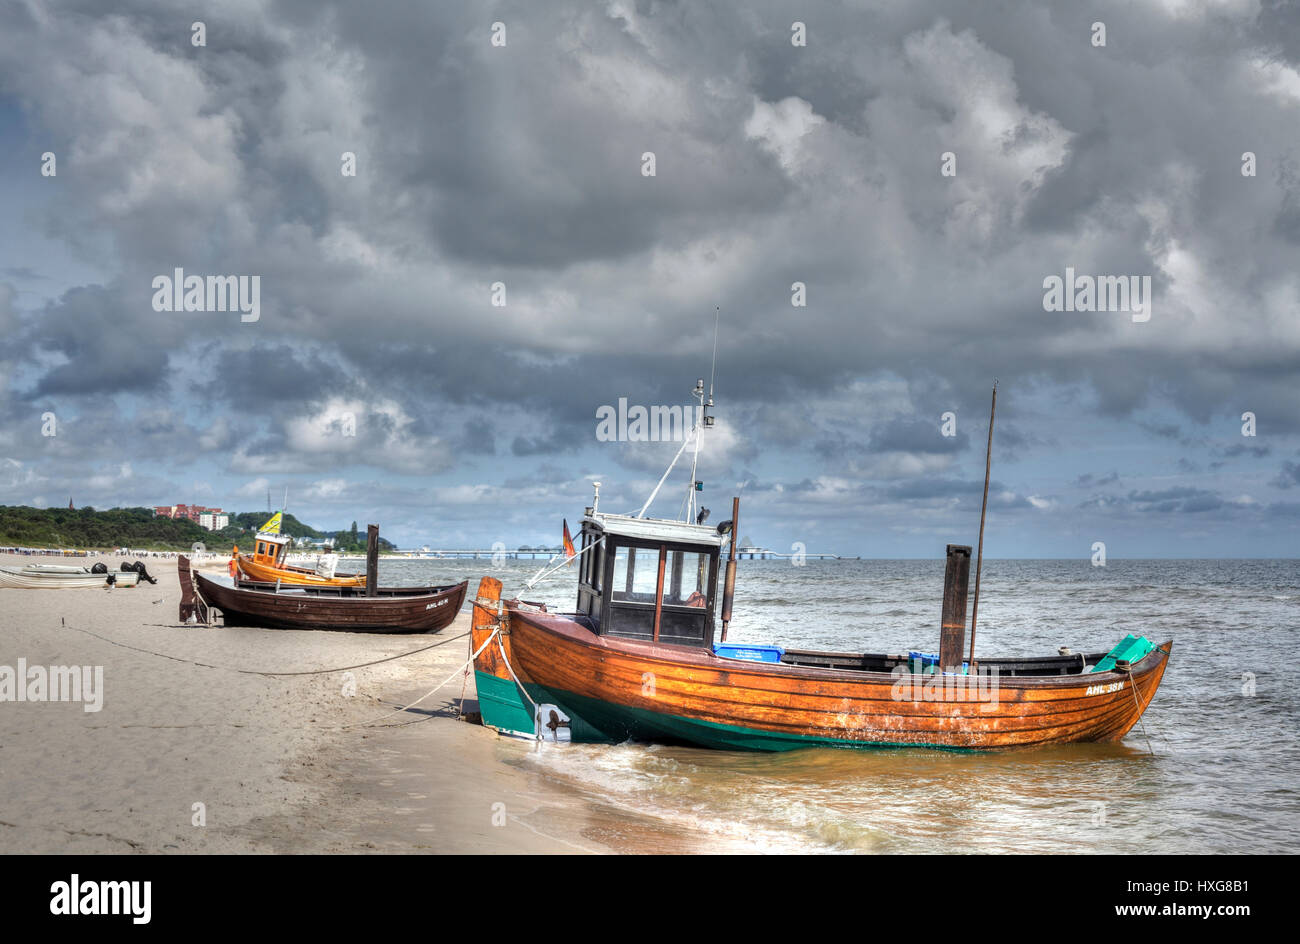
[781,648,1108,676]
[538,606,1109,677]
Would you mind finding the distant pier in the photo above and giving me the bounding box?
[734,546,844,560]
[341,546,846,561]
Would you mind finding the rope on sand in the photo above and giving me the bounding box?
[58,617,470,677]
[342,628,501,729]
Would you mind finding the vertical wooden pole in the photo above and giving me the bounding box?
[366,524,379,596]
[720,496,739,642]
[651,546,667,641]
[939,544,972,671]
[968,382,998,669]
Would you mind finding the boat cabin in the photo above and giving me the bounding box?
[248,532,291,568]
[575,513,725,648]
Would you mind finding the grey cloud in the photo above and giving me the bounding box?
[1217,443,1271,459]
[1272,461,1300,489]
[870,417,968,454]
[1127,487,1224,514]
[1075,471,1120,488]
[1,0,1298,552]
[885,477,990,501]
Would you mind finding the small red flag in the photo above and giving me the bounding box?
[562,519,576,564]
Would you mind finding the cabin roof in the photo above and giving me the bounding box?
[583,512,725,548]
[256,531,291,545]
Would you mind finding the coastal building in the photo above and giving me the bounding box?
[155,504,228,530]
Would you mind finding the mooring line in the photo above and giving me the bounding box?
[341,628,501,728]
[1124,665,1156,755]
[58,617,470,677]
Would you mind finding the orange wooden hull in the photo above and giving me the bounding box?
[471,588,1171,751]
[236,553,366,587]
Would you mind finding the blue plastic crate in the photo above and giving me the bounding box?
[906,651,968,674]
[909,650,940,672]
[714,642,785,664]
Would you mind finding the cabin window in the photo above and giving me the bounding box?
[256,542,266,557]
[612,547,630,597]
[664,550,709,607]
[602,540,718,648]
[611,546,660,603]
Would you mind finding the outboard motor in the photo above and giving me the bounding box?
[91,562,108,574]
[131,560,158,585]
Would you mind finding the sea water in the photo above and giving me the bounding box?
[377,557,1300,854]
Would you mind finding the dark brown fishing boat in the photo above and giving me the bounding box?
[179,555,465,633]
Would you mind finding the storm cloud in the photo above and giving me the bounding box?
[0,0,1297,556]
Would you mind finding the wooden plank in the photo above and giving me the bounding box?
[651,546,666,641]
[177,554,203,622]
[470,576,508,680]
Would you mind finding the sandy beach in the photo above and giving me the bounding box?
[0,553,704,854]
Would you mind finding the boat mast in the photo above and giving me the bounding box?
[638,310,720,522]
[967,381,997,670]
[686,378,706,522]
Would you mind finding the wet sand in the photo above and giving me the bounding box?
[0,553,697,854]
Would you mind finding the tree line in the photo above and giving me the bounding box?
[0,506,393,552]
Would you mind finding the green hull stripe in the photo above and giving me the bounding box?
[530,685,978,753]
[477,671,978,752]
[473,671,535,737]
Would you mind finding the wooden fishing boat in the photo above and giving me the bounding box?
[470,524,1171,750]
[181,555,465,633]
[468,379,1171,752]
[234,530,366,587]
[0,565,139,589]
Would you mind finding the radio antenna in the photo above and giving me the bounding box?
[686,307,720,523]
[709,305,720,399]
